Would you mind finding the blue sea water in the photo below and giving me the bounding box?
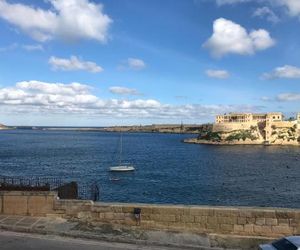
[1,129,300,208]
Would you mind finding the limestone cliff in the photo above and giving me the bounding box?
[185,124,300,145]
[0,124,10,130]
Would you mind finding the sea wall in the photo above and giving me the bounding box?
[56,201,300,238]
[1,191,300,238]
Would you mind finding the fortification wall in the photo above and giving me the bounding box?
[272,121,296,128]
[212,122,257,132]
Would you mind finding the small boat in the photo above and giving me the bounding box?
[109,166,135,172]
[109,133,135,172]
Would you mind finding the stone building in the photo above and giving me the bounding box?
[213,112,300,144]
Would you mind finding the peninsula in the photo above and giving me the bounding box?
[0,123,10,130]
[185,112,300,145]
[30,124,211,134]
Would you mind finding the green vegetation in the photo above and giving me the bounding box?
[225,130,258,141]
[198,131,221,142]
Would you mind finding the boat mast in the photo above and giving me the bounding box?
[119,133,122,165]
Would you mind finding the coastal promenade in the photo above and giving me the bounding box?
[0,230,202,250]
[0,215,227,250]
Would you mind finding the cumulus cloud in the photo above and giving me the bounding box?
[278,0,300,17]
[203,18,275,58]
[0,81,261,120]
[262,65,300,79]
[0,0,112,42]
[276,93,300,101]
[49,56,103,73]
[206,69,230,79]
[214,0,300,18]
[109,86,141,96]
[253,6,280,23]
[119,58,146,71]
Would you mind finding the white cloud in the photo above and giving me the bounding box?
[276,93,300,101]
[128,58,146,70]
[262,65,300,79]
[278,0,300,17]
[206,69,230,79]
[22,44,44,51]
[0,0,112,42]
[216,0,252,6]
[253,6,280,23]
[203,18,275,58]
[0,81,262,120]
[119,58,146,71]
[215,0,300,18]
[109,86,141,96]
[49,56,103,73]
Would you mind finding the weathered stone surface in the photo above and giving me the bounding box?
[3,195,27,215]
[265,218,278,226]
[233,224,244,232]
[237,217,246,225]
[255,218,265,226]
[28,196,54,216]
[217,216,236,225]
[2,191,300,239]
[244,224,254,234]
[181,215,194,223]
[272,225,293,234]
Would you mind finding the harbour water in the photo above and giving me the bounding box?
[1,129,300,208]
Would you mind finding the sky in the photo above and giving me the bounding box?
[0,0,300,126]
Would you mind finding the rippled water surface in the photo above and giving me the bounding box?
[1,129,300,208]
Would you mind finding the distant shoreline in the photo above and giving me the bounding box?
[10,124,212,135]
[183,138,300,146]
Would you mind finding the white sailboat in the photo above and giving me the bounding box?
[109,133,135,172]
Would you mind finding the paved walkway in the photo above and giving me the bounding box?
[0,231,191,250]
[0,215,225,250]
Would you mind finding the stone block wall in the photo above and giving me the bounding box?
[54,201,300,238]
[1,191,300,238]
[212,122,257,133]
[0,191,57,216]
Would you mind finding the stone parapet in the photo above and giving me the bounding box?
[54,201,300,238]
[1,191,300,238]
[0,191,57,216]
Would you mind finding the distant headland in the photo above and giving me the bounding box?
[0,123,11,130]
[184,112,300,146]
[13,124,211,134]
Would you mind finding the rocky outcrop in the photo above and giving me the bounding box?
[0,124,8,130]
[185,124,300,146]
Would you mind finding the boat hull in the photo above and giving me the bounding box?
[109,166,135,172]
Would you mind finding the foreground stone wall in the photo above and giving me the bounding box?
[1,191,300,238]
[0,191,57,216]
[55,200,300,238]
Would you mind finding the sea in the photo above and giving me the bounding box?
[1,129,300,208]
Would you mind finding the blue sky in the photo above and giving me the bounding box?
[0,0,300,126]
